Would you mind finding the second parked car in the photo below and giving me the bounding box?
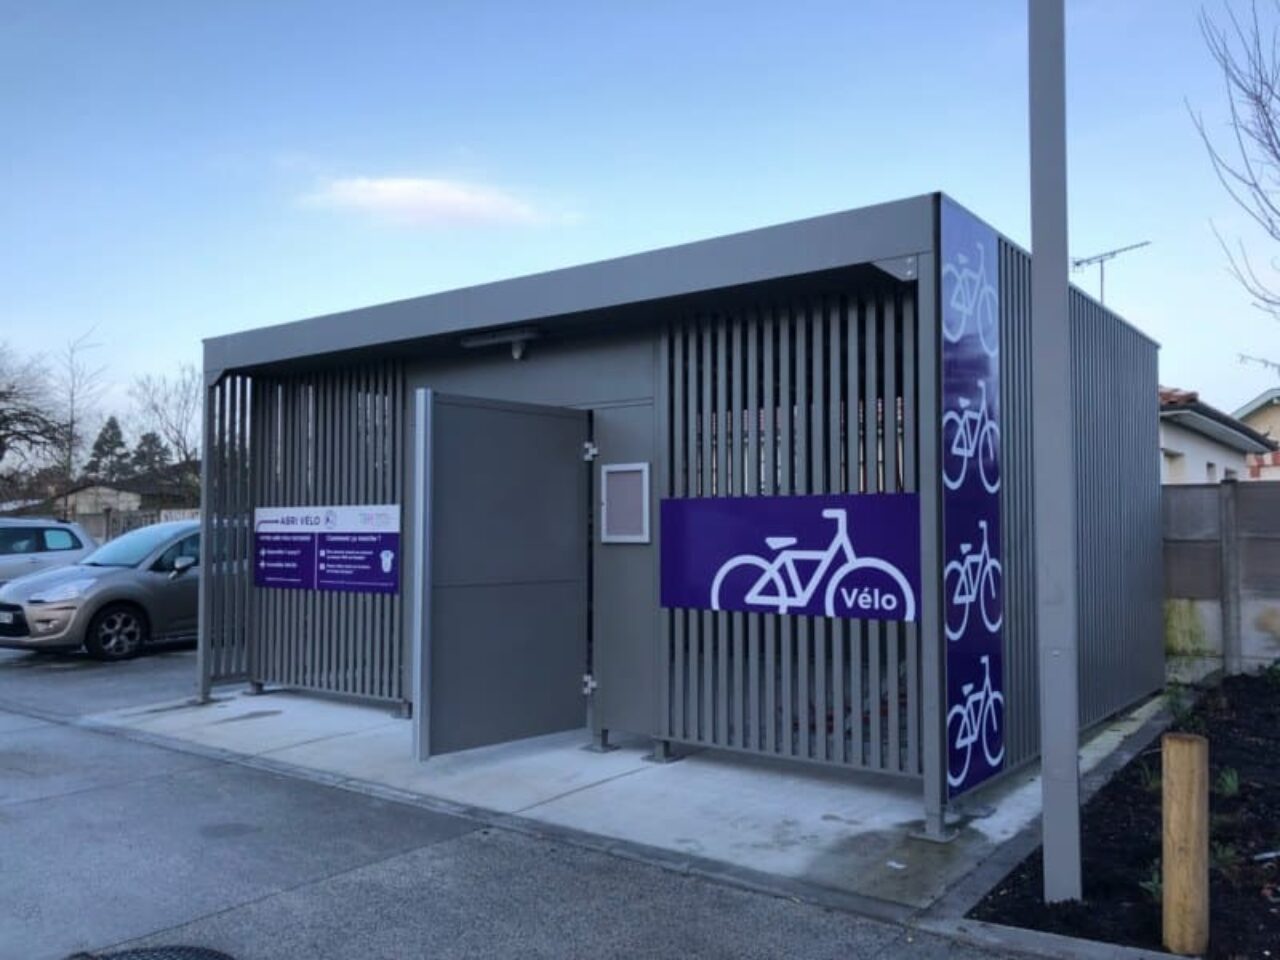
[0,518,97,588]
[0,520,199,660]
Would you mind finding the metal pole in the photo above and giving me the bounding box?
[411,388,433,761]
[1099,260,1105,304]
[1029,0,1082,903]
[196,376,216,703]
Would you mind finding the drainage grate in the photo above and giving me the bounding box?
[67,950,236,960]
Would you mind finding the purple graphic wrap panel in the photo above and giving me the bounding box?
[661,493,920,622]
[253,504,401,595]
[940,198,1005,797]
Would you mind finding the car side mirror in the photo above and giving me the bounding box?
[170,555,197,580]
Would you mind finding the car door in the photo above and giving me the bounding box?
[0,528,44,585]
[144,533,200,639]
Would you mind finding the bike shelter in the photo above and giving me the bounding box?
[199,192,1165,834]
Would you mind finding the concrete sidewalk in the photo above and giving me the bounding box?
[0,705,1028,960]
[90,688,1165,916]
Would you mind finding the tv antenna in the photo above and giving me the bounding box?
[1071,241,1150,305]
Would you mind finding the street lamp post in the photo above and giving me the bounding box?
[1029,0,1083,903]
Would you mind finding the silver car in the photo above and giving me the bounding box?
[0,518,97,588]
[0,520,199,660]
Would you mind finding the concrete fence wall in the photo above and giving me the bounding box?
[1164,481,1280,679]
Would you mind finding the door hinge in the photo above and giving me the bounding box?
[582,673,599,695]
[582,441,599,462]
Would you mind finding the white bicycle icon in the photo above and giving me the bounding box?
[941,244,999,357]
[947,654,1005,787]
[709,508,916,619]
[943,520,1002,641]
[942,379,1000,494]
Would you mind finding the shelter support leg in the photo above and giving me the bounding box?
[587,727,618,753]
[648,738,679,763]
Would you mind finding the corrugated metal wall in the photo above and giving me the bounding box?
[659,283,924,777]
[998,240,1163,769]
[201,363,407,702]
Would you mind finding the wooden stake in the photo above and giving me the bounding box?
[1162,732,1209,956]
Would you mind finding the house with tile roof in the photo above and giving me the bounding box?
[1159,386,1276,483]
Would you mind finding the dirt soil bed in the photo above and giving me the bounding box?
[970,668,1280,957]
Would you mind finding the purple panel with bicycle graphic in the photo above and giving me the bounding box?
[941,198,1005,798]
[660,493,920,622]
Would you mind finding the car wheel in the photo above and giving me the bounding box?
[84,603,149,661]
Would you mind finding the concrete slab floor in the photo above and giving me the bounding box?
[91,689,1164,913]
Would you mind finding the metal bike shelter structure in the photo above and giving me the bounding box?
[198,193,1163,830]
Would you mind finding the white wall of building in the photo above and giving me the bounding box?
[1159,420,1248,484]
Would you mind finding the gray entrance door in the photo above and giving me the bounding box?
[413,391,589,759]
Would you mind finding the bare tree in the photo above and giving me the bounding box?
[52,330,107,489]
[0,343,62,469]
[1193,0,1280,374]
[129,364,201,464]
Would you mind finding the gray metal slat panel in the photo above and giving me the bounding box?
[832,618,846,764]
[717,317,728,495]
[219,381,232,681]
[779,307,794,755]
[731,614,743,746]
[852,623,865,765]
[715,319,729,743]
[764,310,776,495]
[829,298,842,493]
[672,326,686,739]
[748,614,760,749]
[731,314,743,496]
[765,616,777,753]
[811,301,824,491]
[798,616,811,759]
[814,617,828,763]
[275,380,289,687]
[780,308,792,495]
[296,379,308,689]
[903,291,920,773]
[781,613,793,757]
[847,298,865,764]
[796,306,809,495]
[702,321,713,498]
[310,375,322,691]
[372,368,385,699]
[235,376,248,676]
[702,610,713,743]
[747,312,759,495]
[865,295,882,770]
[687,322,698,498]
[849,297,863,493]
[208,382,223,681]
[658,328,673,738]
[884,292,901,770]
[358,367,370,697]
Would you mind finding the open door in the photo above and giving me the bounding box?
[413,391,589,759]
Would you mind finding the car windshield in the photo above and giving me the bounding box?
[82,525,188,568]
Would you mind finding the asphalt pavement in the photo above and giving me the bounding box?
[0,649,1030,960]
[0,644,198,718]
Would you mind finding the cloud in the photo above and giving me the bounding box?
[302,176,541,226]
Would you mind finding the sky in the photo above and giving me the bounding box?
[3,0,1278,423]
